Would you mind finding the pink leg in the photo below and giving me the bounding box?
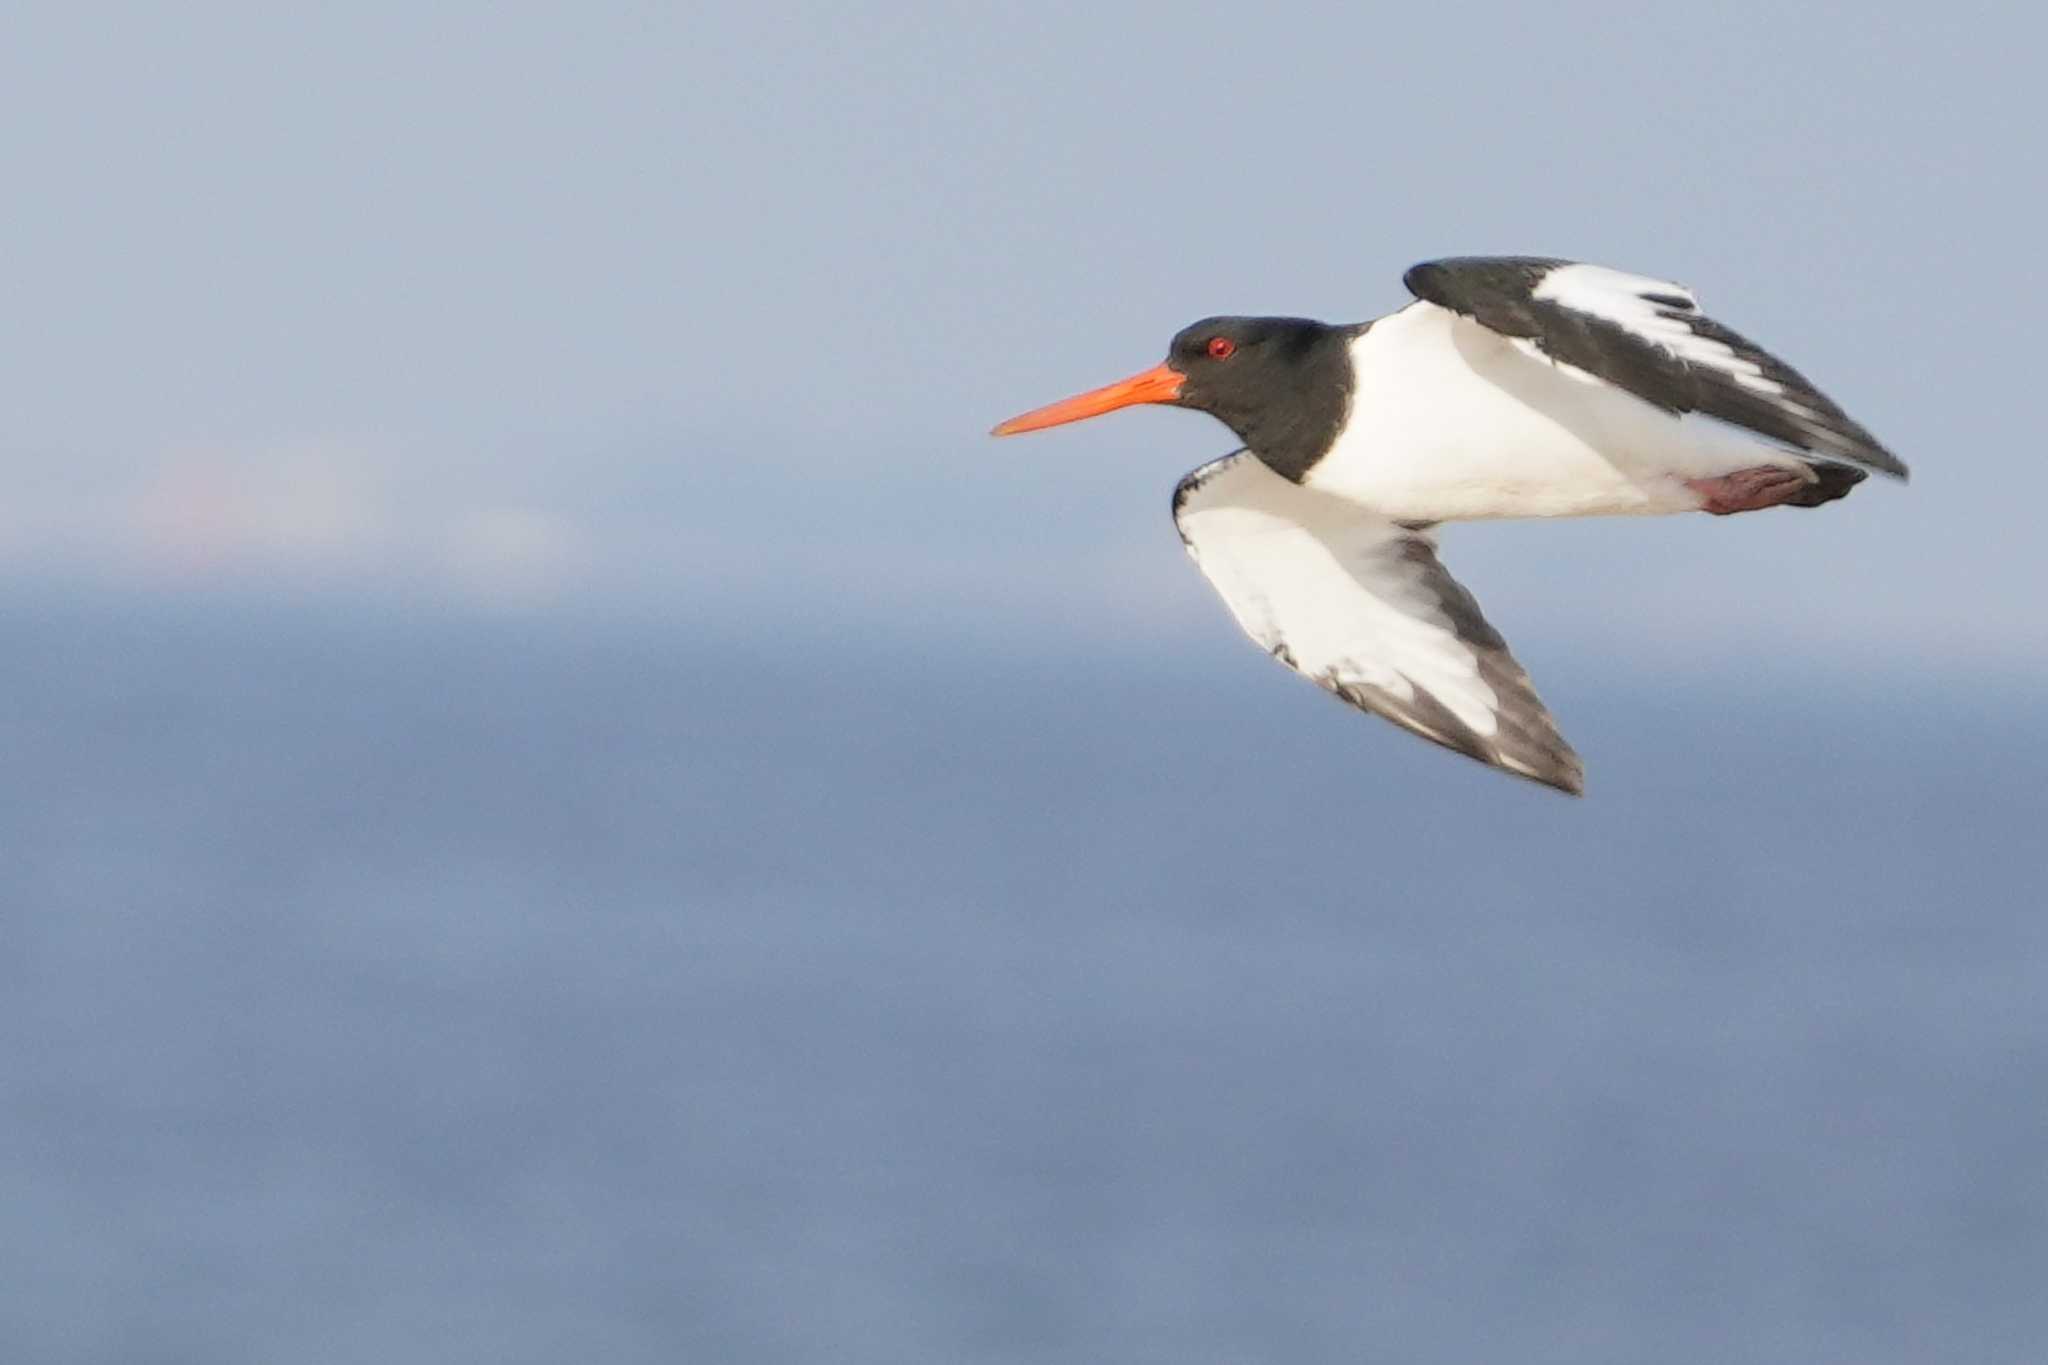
[1685,466,1812,516]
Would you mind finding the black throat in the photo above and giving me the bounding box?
[1177,319,1363,483]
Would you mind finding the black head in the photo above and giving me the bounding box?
[992,314,1356,482]
[1163,317,1355,479]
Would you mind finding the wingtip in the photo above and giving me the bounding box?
[1524,762,1586,798]
[1489,722,1585,797]
[1859,446,1911,482]
[1517,740,1587,796]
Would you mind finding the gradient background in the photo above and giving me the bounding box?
[4,4,2045,1362]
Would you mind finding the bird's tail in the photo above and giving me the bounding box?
[1787,462,1866,508]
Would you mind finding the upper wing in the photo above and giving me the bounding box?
[1403,256,1907,479]
[1173,451,1584,796]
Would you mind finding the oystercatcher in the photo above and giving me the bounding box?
[991,256,1907,795]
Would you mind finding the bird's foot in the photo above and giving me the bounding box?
[1685,466,1812,515]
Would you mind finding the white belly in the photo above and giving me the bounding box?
[1302,303,1807,522]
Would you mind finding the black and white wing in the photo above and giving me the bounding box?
[1173,451,1583,796]
[1403,256,1908,480]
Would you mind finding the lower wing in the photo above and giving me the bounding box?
[1173,451,1584,795]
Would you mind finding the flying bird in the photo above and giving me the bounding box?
[991,256,1907,796]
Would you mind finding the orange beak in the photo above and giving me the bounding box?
[990,362,1185,436]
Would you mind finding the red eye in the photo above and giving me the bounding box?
[1206,336,1236,360]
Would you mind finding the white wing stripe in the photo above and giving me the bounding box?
[1533,263,1788,397]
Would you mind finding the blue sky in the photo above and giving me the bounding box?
[2,1,2039,665]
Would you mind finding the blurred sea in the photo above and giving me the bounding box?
[4,590,2045,1364]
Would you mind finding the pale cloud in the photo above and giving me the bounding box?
[121,441,393,581]
[0,439,587,609]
